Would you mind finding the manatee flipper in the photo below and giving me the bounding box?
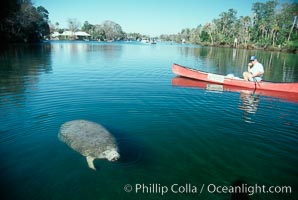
[86,156,96,170]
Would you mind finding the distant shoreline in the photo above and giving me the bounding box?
[192,42,298,54]
[1,39,297,55]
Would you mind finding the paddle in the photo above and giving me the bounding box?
[252,77,261,94]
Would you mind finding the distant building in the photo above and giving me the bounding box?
[51,31,60,40]
[51,31,91,40]
[75,31,91,40]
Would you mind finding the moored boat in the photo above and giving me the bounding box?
[172,63,298,93]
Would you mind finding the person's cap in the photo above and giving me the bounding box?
[250,56,257,61]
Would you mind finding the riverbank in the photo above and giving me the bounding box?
[199,42,298,54]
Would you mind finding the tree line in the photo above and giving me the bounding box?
[0,0,50,44]
[160,1,298,52]
[1,0,297,52]
[0,0,147,44]
[51,19,127,41]
[51,19,148,42]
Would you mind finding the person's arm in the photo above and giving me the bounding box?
[247,62,253,73]
[252,71,264,77]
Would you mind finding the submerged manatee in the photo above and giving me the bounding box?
[58,120,120,170]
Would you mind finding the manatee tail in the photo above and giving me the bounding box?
[86,156,96,170]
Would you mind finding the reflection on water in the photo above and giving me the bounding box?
[0,44,52,95]
[0,44,52,112]
[239,91,260,123]
[0,42,297,200]
[51,41,123,63]
[172,76,297,124]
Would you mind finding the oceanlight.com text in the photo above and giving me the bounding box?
[207,183,292,196]
[123,183,292,196]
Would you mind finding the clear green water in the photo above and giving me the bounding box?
[0,41,297,200]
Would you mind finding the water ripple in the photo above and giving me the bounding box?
[1,42,297,200]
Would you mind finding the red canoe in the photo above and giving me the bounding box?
[172,63,298,93]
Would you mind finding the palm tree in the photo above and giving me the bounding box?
[288,16,297,41]
[204,23,215,45]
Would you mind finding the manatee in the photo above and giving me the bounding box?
[58,120,120,170]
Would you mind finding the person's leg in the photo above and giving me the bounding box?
[243,72,252,81]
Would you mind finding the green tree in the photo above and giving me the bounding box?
[189,25,202,44]
[251,1,278,46]
[277,3,298,42]
[101,20,125,41]
[92,24,103,40]
[81,21,95,39]
[0,0,20,39]
[219,9,237,35]
[166,0,297,51]
[0,0,50,43]
[126,32,142,41]
[36,6,50,39]
[180,28,191,42]
[68,18,80,33]
[82,21,94,33]
[203,22,216,45]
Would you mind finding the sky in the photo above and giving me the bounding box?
[33,0,287,37]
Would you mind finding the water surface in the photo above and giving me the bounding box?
[0,41,297,200]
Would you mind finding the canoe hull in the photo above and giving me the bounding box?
[172,63,298,93]
[172,77,298,103]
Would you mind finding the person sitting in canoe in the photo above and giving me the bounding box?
[243,56,264,82]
